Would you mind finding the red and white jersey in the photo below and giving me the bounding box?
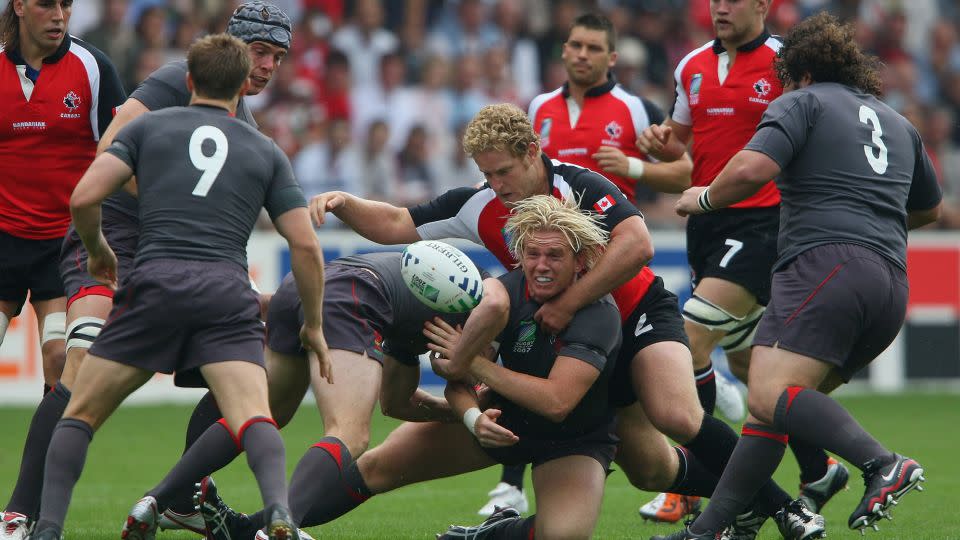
[672,32,782,208]
[529,78,664,204]
[408,154,656,320]
[0,36,126,239]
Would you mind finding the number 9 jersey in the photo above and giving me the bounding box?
[104,104,306,269]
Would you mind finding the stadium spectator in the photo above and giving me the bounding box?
[0,1,125,536]
[30,33,327,540]
[662,13,940,539]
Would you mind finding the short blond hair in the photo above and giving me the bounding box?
[505,195,608,270]
[462,103,540,158]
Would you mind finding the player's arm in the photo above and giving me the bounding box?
[379,355,456,422]
[273,208,324,329]
[636,152,693,193]
[97,98,149,155]
[676,149,780,216]
[71,154,134,242]
[907,134,944,230]
[445,380,518,447]
[309,191,419,244]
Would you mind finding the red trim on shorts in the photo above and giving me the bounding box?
[217,418,242,451]
[66,285,114,310]
[785,264,843,326]
[312,441,344,469]
[784,385,804,412]
[741,424,788,445]
[236,416,278,448]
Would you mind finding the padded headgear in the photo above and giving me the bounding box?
[227,1,292,50]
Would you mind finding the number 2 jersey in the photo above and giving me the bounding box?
[105,104,305,268]
[743,82,941,271]
[408,153,656,320]
[493,268,621,439]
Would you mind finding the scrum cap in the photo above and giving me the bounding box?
[227,1,292,50]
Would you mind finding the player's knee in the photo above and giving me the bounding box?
[646,401,702,441]
[746,388,777,425]
[355,449,394,494]
[718,305,764,353]
[621,462,673,491]
[41,311,67,345]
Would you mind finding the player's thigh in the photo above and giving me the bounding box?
[632,340,702,441]
[60,293,114,388]
[200,360,271,429]
[614,401,677,490]
[358,421,495,493]
[746,345,833,424]
[531,455,606,540]
[311,349,382,430]
[65,353,154,429]
[265,348,310,426]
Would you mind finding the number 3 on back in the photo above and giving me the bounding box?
[189,125,229,197]
[858,105,887,175]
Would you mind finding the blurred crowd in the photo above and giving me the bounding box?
[63,0,960,228]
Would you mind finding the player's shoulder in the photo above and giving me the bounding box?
[144,59,189,87]
[67,36,114,69]
[676,39,716,75]
[528,86,564,117]
[763,34,783,53]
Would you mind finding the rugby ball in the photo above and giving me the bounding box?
[400,241,483,313]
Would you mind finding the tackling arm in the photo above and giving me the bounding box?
[309,191,420,244]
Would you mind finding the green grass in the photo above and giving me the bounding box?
[1,393,957,539]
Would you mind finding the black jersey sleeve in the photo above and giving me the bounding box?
[906,131,942,212]
[408,186,483,226]
[105,114,149,170]
[564,166,644,231]
[745,90,819,169]
[556,298,621,371]
[265,143,307,220]
[78,38,127,139]
[130,61,191,111]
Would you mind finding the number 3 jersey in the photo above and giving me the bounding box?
[743,82,941,272]
[105,105,305,268]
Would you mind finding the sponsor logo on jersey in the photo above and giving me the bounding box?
[601,121,624,147]
[707,107,735,116]
[749,78,772,104]
[690,73,702,105]
[593,194,616,214]
[12,121,47,131]
[514,319,537,353]
[557,147,588,157]
[540,118,552,148]
[63,91,81,111]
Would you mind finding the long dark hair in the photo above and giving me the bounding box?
[0,2,19,50]
[775,12,883,96]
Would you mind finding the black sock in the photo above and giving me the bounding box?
[774,387,891,469]
[488,515,535,539]
[790,439,829,484]
[667,446,719,498]
[500,464,525,490]
[694,364,717,415]
[299,460,372,527]
[184,392,222,452]
[691,423,787,534]
[148,421,241,511]
[241,419,288,510]
[6,382,71,518]
[34,418,94,536]
[43,384,52,395]
[288,437,353,525]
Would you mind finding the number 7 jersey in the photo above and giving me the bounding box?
[104,104,306,268]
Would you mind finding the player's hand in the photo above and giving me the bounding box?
[473,408,519,447]
[636,124,673,161]
[675,186,708,217]
[86,237,118,290]
[534,298,575,335]
[308,192,346,227]
[300,324,333,383]
[592,146,630,177]
[424,318,469,379]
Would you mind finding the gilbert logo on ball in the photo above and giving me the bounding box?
[401,240,483,313]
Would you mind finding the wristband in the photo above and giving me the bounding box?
[697,189,715,212]
[462,407,482,436]
[626,157,646,179]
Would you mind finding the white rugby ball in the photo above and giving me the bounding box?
[400,240,484,313]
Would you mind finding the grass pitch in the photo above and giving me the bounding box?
[1,393,956,539]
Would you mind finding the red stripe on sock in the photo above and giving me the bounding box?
[784,386,804,412]
[217,418,242,451]
[695,372,716,385]
[312,441,344,469]
[235,416,278,449]
[742,425,788,445]
[785,264,842,325]
[528,524,535,540]
[343,483,370,503]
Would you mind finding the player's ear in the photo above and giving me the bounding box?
[239,77,252,97]
[608,50,618,69]
[185,73,194,94]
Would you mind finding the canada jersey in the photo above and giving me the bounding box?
[529,78,664,203]
[105,105,305,268]
[408,153,655,319]
[0,36,125,239]
[493,268,621,439]
[673,32,782,208]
